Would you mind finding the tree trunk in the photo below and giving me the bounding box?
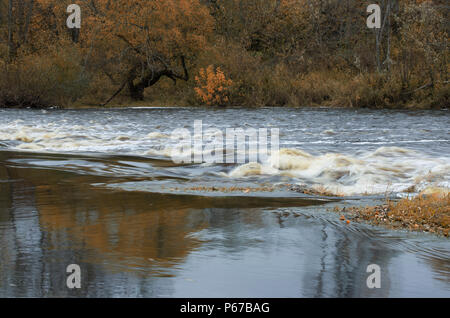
[7,0,14,61]
[102,57,189,105]
[22,0,34,44]
[385,0,391,76]
[127,56,189,101]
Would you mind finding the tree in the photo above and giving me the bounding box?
[80,0,214,103]
[0,0,35,61]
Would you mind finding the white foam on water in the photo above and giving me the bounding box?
[228,147,450,196]
[1,121,449,197]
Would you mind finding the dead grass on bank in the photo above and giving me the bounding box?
[335,194,450,236]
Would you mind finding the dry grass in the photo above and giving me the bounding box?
[169,185,276,193]
[0,49,88,108]
[337,194,450,236]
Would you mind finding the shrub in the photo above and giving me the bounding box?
[0,48,89,108]
[194,65,233,106]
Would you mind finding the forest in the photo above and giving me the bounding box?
[0,0,448,108]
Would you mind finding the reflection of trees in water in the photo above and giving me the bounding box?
[198,208,268,254]
[183,207,399,297]
[186,206,398,297]
[298,217,397,297]
[312,224,327,297]
[0,152,449,297]
[424,256,450,285]
[35,187,206,266]
[0,160,209,296]
[296,216,403,297]
[0,162,45,297]
[263,209,399,297]
[33,186,209,297]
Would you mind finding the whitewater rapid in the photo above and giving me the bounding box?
[0,108,449,197]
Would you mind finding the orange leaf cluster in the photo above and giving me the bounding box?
[194,65,233,106]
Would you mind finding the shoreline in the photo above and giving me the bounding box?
[1,94,449,111]
[331,194,450,237]
[0,102,448,111]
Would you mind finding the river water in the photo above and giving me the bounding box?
[0,107,448,297]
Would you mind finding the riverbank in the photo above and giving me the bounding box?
[3,99,446,110]
[333,193,450,237]
[2,0,448,111]
[1,63,448,110]
[3,92,448,110]
[1,59,448,110]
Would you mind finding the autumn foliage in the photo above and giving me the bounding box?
[194,66,233,106]
[340,194,450,236]
[0,0,448,108]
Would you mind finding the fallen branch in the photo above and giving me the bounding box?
[101,80,127,107]
[401,80,448,95]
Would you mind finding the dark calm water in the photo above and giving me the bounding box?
[0,107,449,297]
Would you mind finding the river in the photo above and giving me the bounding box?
[0,107,449,297]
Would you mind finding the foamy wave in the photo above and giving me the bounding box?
[1,122,449,197]
[0,124,173,153]
[147,132,169,139]
[228,147,450,196]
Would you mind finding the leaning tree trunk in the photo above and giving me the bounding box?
[129,56,189,100]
